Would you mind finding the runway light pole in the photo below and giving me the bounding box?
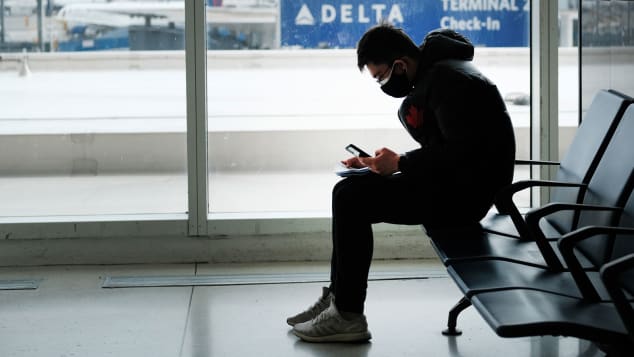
[37,0,43,51]
[1,0,5,45]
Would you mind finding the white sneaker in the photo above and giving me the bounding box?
[286,287,333,326]
[292,300,372,343]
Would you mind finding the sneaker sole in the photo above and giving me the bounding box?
[292,329,372,343]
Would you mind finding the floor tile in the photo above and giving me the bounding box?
[0,265,194,357]
[0,262,607,357]
[181,274,602,357]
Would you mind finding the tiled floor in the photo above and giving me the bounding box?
[0,260,604,357]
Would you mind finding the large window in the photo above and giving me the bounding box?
[0,0,573,242]
[0,0,187,218]
[207,0,532,216]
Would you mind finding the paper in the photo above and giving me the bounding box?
[334,162,372,177]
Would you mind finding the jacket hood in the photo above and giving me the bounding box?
[418,29,474,71]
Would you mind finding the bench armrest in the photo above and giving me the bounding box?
[514,160,561,166]
[495,181,586,214]
[601,253,634,341]
[493,181,587,241]
[524,203,622,272]
[558,226,634,302]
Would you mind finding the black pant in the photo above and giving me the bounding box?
[329,173,440,314]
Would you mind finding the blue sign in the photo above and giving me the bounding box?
[281,0,529,48]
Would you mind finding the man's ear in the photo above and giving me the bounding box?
[400,56,419,81]
[393,58,408,73]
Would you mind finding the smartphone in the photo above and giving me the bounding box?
[345,144,371,158]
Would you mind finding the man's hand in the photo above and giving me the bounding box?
[359,147,400,176]
[341,156,366,169]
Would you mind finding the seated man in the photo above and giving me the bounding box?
[288,24,516,343]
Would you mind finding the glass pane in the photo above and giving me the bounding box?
[0,0,187,217]
[208,0,531,215]
[559,0,579,160]
[581,0,634,111]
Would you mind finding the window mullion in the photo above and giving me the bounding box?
[531,0,559,207]
[185,0,209,236]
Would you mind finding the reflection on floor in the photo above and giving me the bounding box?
[0,260,604,357]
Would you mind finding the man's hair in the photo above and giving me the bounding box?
[356,23,420,71]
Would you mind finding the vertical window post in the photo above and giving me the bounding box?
[185,0,209,236]
[531,0,559,207]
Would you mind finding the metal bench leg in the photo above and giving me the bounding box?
[442,296,472,336]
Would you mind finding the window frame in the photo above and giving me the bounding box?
[0,0,559,244]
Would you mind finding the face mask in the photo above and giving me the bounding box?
[380,64,411,98]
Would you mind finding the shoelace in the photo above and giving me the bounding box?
[307,295,329,315]
[311,306,334,325]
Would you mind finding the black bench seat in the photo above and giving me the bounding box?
[468,235,634,356]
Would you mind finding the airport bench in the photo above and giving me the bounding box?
[470,247,634,356]
[426,95,634,354]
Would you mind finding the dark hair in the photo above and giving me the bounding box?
[356,23,420,71]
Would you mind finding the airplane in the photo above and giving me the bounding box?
[55,1,277,29]
[2,0,37,16]
[53,0,277,51]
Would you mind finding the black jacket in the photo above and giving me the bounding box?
[397,29,516,222]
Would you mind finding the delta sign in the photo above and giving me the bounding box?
[281,0,529,48]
